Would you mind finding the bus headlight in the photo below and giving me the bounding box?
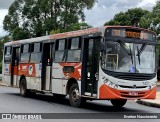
[108,82,116,89]
[103,78,108,83]
[114,84,119,89]
[106,80,118,89]
[147,86,151,90]
[103,78,119,89]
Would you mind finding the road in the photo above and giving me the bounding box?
[0,86,159,122]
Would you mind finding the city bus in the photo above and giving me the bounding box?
[2,26,157,108]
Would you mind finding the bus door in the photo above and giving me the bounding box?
[82,38,100,96]
[41,42,54,91]
[11,47,20,86]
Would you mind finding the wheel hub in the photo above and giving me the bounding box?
[72,89,79,102]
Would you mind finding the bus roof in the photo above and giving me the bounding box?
[4,26,156,46]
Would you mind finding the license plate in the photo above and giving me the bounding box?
[129,92,138,96]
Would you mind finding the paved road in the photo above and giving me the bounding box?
[0,86,159,122]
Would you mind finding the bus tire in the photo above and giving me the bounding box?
[20,78,30,97]
[110,99,127,108]
[69,83,85,107]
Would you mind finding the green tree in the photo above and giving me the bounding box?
[50,22,92,34]
[139,13,152,29]
[104,8,149,27]
[140,1,160,34]
[62,22,92,32]
[3,0,97,40]
[0,35,10,73]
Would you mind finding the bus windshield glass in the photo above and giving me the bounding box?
[101,40,155,74]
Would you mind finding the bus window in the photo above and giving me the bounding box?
[58,39,65,50]
[54,39,66,62]
[6,46,11,54]
[70,37,80,49]
[30,43,42,63]
[20,44,30,63]
[4,46,12,63]
[67,37,81,62]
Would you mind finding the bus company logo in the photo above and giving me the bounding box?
[132,85,137,89]
[28,65,33,75]
[22,66,27,70]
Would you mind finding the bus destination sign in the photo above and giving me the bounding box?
[111,29,155,41]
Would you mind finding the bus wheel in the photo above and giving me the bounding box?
[69,83,84,107]
[20,78,30,97]
[110,99,127,108]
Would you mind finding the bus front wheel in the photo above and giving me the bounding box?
[110,99,127,108]
[69,83,85,107]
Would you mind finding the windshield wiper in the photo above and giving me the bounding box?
[136,43,147,65]
[118,40,133,64]
[129,46,133,64]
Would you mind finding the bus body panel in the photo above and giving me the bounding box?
[3,64,11,86]
[17,63,41,90]
[51,62,82,94]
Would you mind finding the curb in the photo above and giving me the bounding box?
[136,100,160,108]
[0,82,7,87]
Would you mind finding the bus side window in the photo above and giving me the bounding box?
[54,39,66,62]
[30,43,42,63]
[67,37,81,62]
[20,44,30,63]
[4,46,12,63]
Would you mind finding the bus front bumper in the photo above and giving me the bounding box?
[99,84,156,100]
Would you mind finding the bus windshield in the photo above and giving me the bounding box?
[101,40,155,74]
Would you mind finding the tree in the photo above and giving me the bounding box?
[3,0,97,40]
[140,1,160,34]
[104,8,149,27]
[0,35,10,73]
[50,22,92,34]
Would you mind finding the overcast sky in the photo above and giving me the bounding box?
[0,0,159,37]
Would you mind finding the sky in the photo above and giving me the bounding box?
[0,0,159,37]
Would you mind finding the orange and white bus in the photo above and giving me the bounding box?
[2,26,157,108]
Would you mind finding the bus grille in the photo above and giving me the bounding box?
[114,74,154,81]
[102,69,156,81]
[119,85,147,89]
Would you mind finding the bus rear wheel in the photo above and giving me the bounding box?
[110,99,127,108]
[69,83,85,107]
[20,78,30,97]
